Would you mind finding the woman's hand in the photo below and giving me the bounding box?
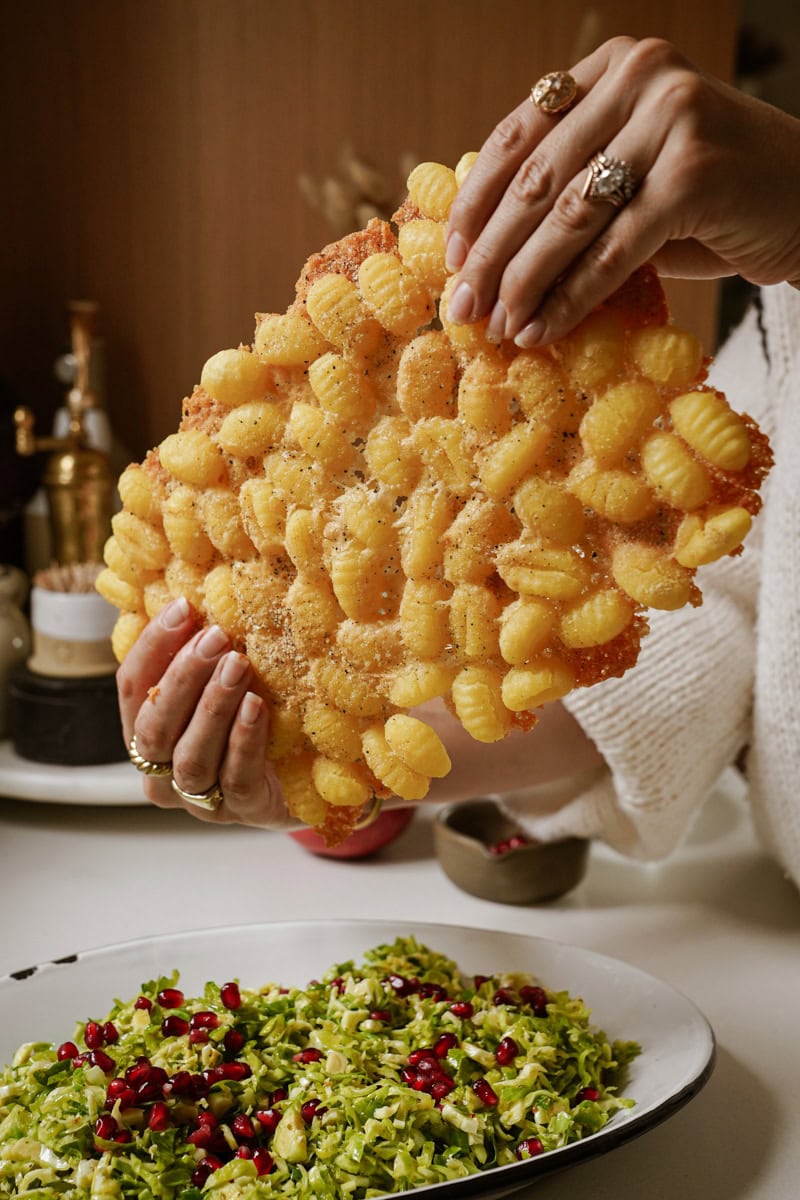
[445,36,800,347]
[116,597,293,827]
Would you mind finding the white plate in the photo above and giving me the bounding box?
[0,740,146,805]
[0,920,714,1198]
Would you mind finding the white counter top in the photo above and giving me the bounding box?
[1,767,798,1198]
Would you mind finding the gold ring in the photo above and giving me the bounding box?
[531,71,578,115]
[128,735,173,778]
[171,778,224,812]
[353,794,383,830]
[582,152,636,209]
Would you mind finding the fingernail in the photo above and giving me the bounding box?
[447,280,475,324]
[445,230,468,273]
[196,624,229,659]
[514,318,545,348]
[220,651,248,687]
[239,692,263,726]
[486,300,507,344]
[161,596,190,629]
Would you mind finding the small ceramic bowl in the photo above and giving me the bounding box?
[434,798,589,905]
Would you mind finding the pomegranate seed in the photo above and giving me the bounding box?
[156,988,184,1009]
[495,1036,519,1066]
[508,834,529,848]
[434,1033,458,1058]
[408,1048,437,1066]
[223,1029,246,1054]
[252,1148,274,1176]
[84,1021,104,1050]
[106,1079,136,1109]
[516,1137,544,1159]
[231,1113,256,1141]
[135,1079,165,1104]
[369,1010,392,1023]
[576,1086,600,1103]
[125,1059,152,1085]
[71,1053,89,1068]
[206,1061,252,1083]
[301,1099,325,1123]
[473,975,490,988]
[191,1157,222,1186]
[386,973,416,997]
[114,1130,133,1144]
[190,1011,220,1031]
[189,1029,209,1045]
[400,1066,418,1086]
[472,1079,499,1106]
[489,839,510,855]
[431,1078,455,1099]
[187,1127,213,1148]
[418,982,447,1001]
[95,1114,118,1140]
[133,1075,167,1099]
[492,988,516,1006]
[148,1102,170,1131]
[220,982,241,1010]
[270,1087,288,1104]
[161,1015,189,1038]
[415,1058,439,1075]
[519,986,548,1016]
[167,1070,193,1096]
[255,1108,282,1133]
[196,1111,218,1130]
[329,977,345,995]
[449,1001,473,1019]
[57,1041,78,1061]
[90,1049,116,1073]
[134,996,152,1011]
[190,1073,210,1098]
[411,1076,428,1092]
[292,1048,323,1063]
[236,1145,253,1159]
[102,1022,119,1045]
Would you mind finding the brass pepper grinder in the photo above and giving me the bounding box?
[14,305,114,565]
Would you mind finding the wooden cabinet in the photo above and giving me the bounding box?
[1,1,739,458]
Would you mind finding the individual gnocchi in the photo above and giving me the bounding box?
[99,154,773,845]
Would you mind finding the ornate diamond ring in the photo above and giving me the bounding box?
[582,152,637,209]
[531,71,578,115]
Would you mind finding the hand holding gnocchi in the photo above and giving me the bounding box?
[444,36,800,346]
[104,147,772,845]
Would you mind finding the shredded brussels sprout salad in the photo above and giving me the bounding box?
[0,937,640,1200]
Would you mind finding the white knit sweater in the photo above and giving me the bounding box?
[502,284,800,887]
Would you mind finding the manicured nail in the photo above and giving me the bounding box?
[220,652,248,688]
[196,624,229,659]
[445,230,468,273]
[486,300,507,344]
[239,692,263,726]
[161,596,190,629]
[514,318,545,348]
[447,279,475,324]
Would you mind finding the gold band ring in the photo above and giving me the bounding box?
[583,152,636,209]
[128,735,173,778]
[353,794,383,830]
[171,777,224,812]
[531,71,578,115]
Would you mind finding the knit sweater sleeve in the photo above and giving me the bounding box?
[500,300,771,861]
[744,284,800,883]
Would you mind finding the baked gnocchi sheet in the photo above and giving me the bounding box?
[98,154,773,844]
